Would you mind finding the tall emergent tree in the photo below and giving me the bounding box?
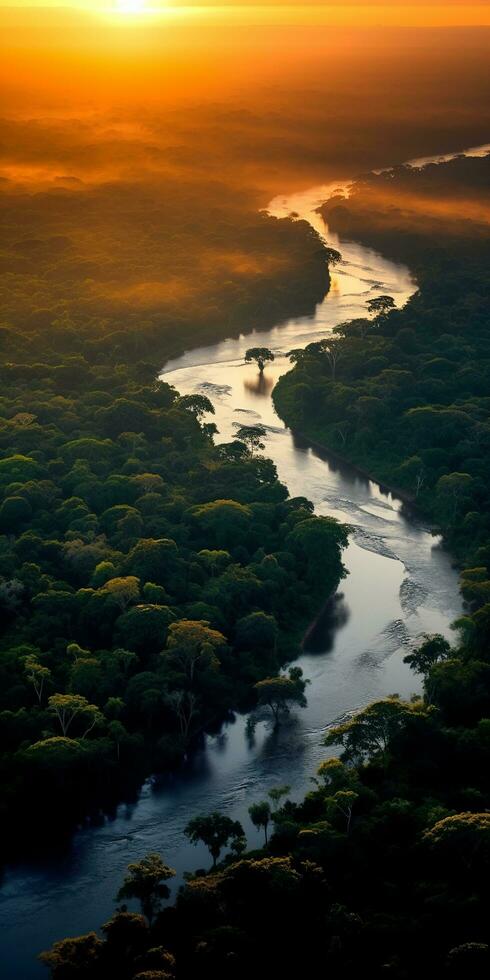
[255,667,309,725]
[245,347,275,373]
[248,801,272,844]
[48,693,102,739]
[116,853,176,926]
[164,619,225,686]
[324,696,427,764]
[23,653,51,704]
[184,812,245,867]
[366,294,395,322]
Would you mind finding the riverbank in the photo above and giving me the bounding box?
[283,424,419,508]
[274,153,490,571]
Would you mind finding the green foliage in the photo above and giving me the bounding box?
[324,696,427,763]
[366,294,396,320]
[248,800,272,843]
[176,394,215,420]
[184,812,245,867]
[25,736,86,767]
[244,347,275,372]
[48,694,102,739]
[0,354,348,843]
[273,169,490,593]
[234,424,267,454]
[116,853,176,925]
[255,667,309,724]
[164,620,225,685]
[39,933,104,979]
[38,153,490,980]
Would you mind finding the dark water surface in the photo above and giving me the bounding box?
[0,168,467,978]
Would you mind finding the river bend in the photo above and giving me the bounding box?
[0,166,466,978]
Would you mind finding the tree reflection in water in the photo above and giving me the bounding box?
[243,372,275,397]
[303,593,350,654]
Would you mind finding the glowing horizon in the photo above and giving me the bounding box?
[0,0,490,27]
[3,1,490,28]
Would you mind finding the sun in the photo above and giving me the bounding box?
[116,0,147,13]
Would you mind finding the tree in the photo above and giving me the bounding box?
[0,577,24,612]
[316,339,343,380]
[189,499,252,548]
[314,757,360,834]
[165,689,200,740]
[39,933,103,978]
[0,454,42,487]
[91,560,117,588]
[268,785,291,821]
[184,812,245,868]
[235,611,278,654]
[286,348,307,365]
[142,583,170,605]
[115,604,176,654]
[403,633,452,701]
[248,801,272,844]
[334,316,371,339]
[197,549,232,577]
[423,812,490,872]
[255,667,309,725]
[396,455,426,495]
[366,295,395,321]
[332,420,351,448]
[131,472,166,495]
[69,656,102,702]
[107,720,128,761]
[0,495,32,532]
[234,424,267,455]
[11,411,37,426]
[286,515,349,590]
[116,853,176,926]
[315,757,358,792]
[177,393,215,419]
[324,789,358,834]
[164,620,225,685]
[48,693,102,739]
[325,245,342,266]
[104,696,125,720]
[435,472,473,521]
[25,736,86,769]
[23,653,51,704]
[67,642,91,662]
[100,575,140,611]
[125,538,182,587]
[245,347,275,373]
[324,696,422,763]
[100,910,149,963]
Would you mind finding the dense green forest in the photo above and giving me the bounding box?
[0,171,330,363]
[0,182,346,850]
[40,155,490,979]
[275,154,490,567]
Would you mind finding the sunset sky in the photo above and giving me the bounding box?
[2,1,490,26]
[2,0,490,184]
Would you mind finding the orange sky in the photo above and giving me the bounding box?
[2,3,490,27]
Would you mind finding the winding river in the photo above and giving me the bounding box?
[0,164,469,978]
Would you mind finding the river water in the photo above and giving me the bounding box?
[0,173,465,978]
